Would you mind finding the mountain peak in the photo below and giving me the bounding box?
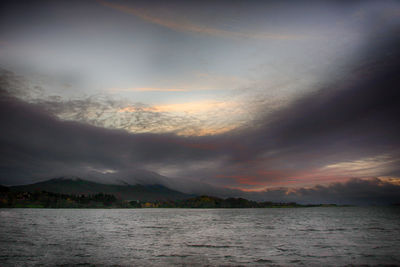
[11,177,193,201]
[51,176,83,182]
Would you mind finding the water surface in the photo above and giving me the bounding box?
[1,207,400,266]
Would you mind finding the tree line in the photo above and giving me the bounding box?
[0,188,338,208]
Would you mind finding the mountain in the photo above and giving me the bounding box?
[10,177,193,201]
[0,184,9,192]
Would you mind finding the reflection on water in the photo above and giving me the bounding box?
[1,207,400,266]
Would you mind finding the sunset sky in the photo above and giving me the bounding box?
[1,0,400,203]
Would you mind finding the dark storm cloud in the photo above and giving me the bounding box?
[164,176,400,206]
[2,90,398,204]
[248,178,400,205]
[0,87,227,185]
[221,29,400,173]
[0,8,399,204]
[155,27,400,189]
[1,30,400,189]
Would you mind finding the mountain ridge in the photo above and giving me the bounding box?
[9,177,193,201]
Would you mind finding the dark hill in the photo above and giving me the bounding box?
[10,177,192,201]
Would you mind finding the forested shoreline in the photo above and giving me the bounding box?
[0,189,340,208]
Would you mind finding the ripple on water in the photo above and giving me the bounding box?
[0,208,399,266]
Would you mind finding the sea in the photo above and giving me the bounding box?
[1,207,400,266]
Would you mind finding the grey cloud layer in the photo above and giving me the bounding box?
[247,178,400,205]
[224,30,400,173]
[0,87,227,185]
[0,21,399,204]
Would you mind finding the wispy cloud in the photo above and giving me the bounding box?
[1,70,245,137]
[117,100,240,115]
[109,72,246,93]
[110,87,189,92]
[321,155,399,178]
[98,0,301,40]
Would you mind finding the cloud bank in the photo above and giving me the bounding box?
[0,1,399,204]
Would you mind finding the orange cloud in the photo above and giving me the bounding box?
[99,0,301,40]
[118,100,237,114]
[377,177,400,186]
[153,101,234,113]
[111,87,189,92]
[215,174,271,186]
[113,99,243,136]
[216,166,360,191]
[117,106,155,113]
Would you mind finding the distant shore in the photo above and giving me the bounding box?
[1,190,348,209]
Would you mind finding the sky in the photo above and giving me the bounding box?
[1,0,400,204]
